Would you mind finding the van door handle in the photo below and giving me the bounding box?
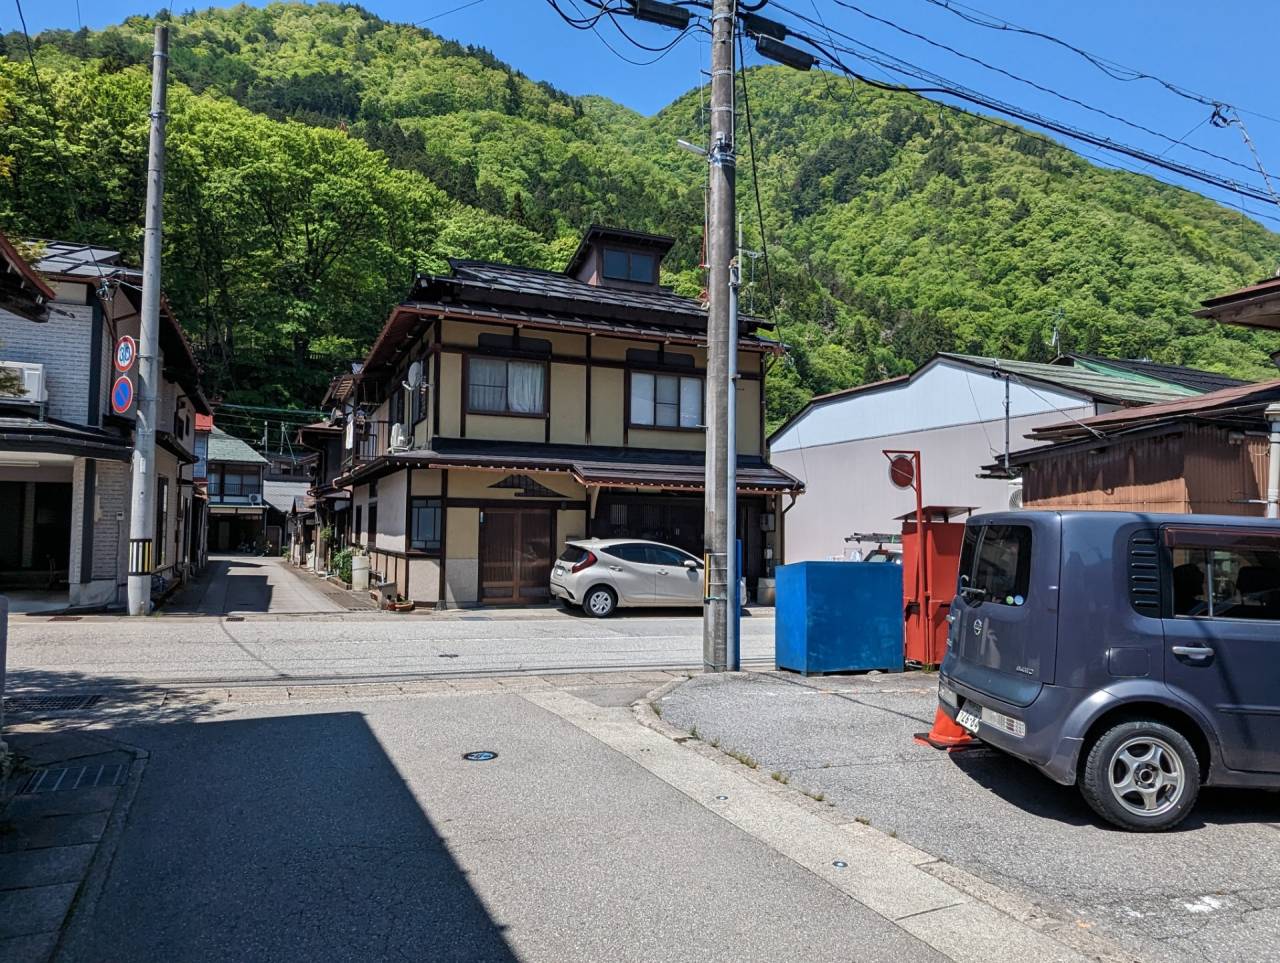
[1172,645,1215,663]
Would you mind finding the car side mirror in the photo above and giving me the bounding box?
[684,559,699,570]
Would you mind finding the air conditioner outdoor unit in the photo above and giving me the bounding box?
[388,422,410,452]
[0,361,47,404]
[1007,479,1024,511]
[248,493,263,506]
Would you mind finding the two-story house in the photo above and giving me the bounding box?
[320,225,801,608]
[0,237,210,610]
[295,414,347,571]
[204,427,270,552]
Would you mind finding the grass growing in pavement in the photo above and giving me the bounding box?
[727,749,758,769]
[855,815,871,825]
[770,771,790,785]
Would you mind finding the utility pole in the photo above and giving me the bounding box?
[702,0,736,673]
[127,25,169,616]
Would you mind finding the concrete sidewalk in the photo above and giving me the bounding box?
[0,729,140,963]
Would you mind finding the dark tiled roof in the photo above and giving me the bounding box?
[442,260,763,327]
[0,416,132,460]
[1059,354,1247,393]
[1028,377,1280,443]
[336,437,802,494]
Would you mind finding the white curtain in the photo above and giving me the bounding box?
[631,372,655,425]
[469,358,507,412]
[508,360,545,413]
[679,377,703,428]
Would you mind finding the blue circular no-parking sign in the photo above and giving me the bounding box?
[111,375,134,414]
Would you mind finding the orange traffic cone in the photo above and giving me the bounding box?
[913,706,977,750]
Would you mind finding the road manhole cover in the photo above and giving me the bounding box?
[21,764,125,794]
[462,751,498,762]
[4,695,103,713]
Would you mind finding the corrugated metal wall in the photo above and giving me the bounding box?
[1024,425,1269,515]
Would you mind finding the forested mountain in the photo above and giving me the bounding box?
[3,2,1278,429]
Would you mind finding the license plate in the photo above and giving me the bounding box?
[955,707,981,734]
[553,565,566,575]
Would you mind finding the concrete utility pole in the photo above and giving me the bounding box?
[703,0,736,672]
[127,25,169,616]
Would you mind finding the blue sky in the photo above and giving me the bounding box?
[7,0,1280,226]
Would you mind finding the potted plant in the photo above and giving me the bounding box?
[387,595,415,613]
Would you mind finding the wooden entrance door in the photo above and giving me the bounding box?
[480,509,553,604]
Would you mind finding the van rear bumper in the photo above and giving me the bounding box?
[938,674,1085,786]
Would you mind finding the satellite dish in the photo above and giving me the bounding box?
[405,361,423,390]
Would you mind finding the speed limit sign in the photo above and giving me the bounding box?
[114,335,137,372]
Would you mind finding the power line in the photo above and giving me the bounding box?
[736,29,775,320]
[12,0,114,283]
[826,0,1262,179]
[415,0,490,26]
[766,3,1279,207]
[914,0,1280,127]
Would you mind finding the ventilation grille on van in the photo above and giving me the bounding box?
[1128,530,1162,615]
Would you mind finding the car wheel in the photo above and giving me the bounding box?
[1080,720,1200,832]
[584,586,616,618]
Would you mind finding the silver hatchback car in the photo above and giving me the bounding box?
[550,538,704,617]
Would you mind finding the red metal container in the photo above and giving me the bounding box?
[898,506,973,666]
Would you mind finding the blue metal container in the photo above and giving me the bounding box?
[775,562,903,674]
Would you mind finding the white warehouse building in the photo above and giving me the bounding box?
[769,353,1242,563]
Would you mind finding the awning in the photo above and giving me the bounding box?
[209,505,265,516]
[334,438,803,495]
[0,417,132,461]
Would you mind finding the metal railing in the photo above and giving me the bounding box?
[343,420,390,472]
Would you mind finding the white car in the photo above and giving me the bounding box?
[550,538,704,618]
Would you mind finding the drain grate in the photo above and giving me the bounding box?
[48,615,82,622]
[20,764,125,794]
[460,616,492,622]
[3,694,104,713]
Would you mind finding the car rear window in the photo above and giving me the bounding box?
[558,546,590,565]
[601,543,649,563]
[958,524,1032,606]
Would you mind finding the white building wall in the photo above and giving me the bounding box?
[770,358,1101,563]
[375,470,407,553]
[0,299,96,424]
[770,358,1090,453]
[774,412,1091,562]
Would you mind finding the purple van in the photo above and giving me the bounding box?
[938,511,1280,831]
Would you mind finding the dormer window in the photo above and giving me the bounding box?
[565,225,674,288]
[602,248,657,285]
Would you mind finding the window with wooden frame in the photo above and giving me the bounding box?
[630,371,703,429]
[467,357,547,416]
[409,497,442,552]
[602,248,657,284]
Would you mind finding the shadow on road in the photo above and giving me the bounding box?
[5,667,227,728]
[63,710,519,962]
[948,745,1280,831]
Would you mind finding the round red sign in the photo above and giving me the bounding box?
[110,375,134,414]
[114,335,137,372]
[888,454,916,490]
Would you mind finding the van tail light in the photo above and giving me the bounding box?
[571,551,597,574]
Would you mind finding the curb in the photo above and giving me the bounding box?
[632,677,1138,963]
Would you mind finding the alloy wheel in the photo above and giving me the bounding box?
[1108,735,1185,818]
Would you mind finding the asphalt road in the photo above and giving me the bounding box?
[659,672,1280,963]
[6,609,776,689]
[59,686,937,963]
